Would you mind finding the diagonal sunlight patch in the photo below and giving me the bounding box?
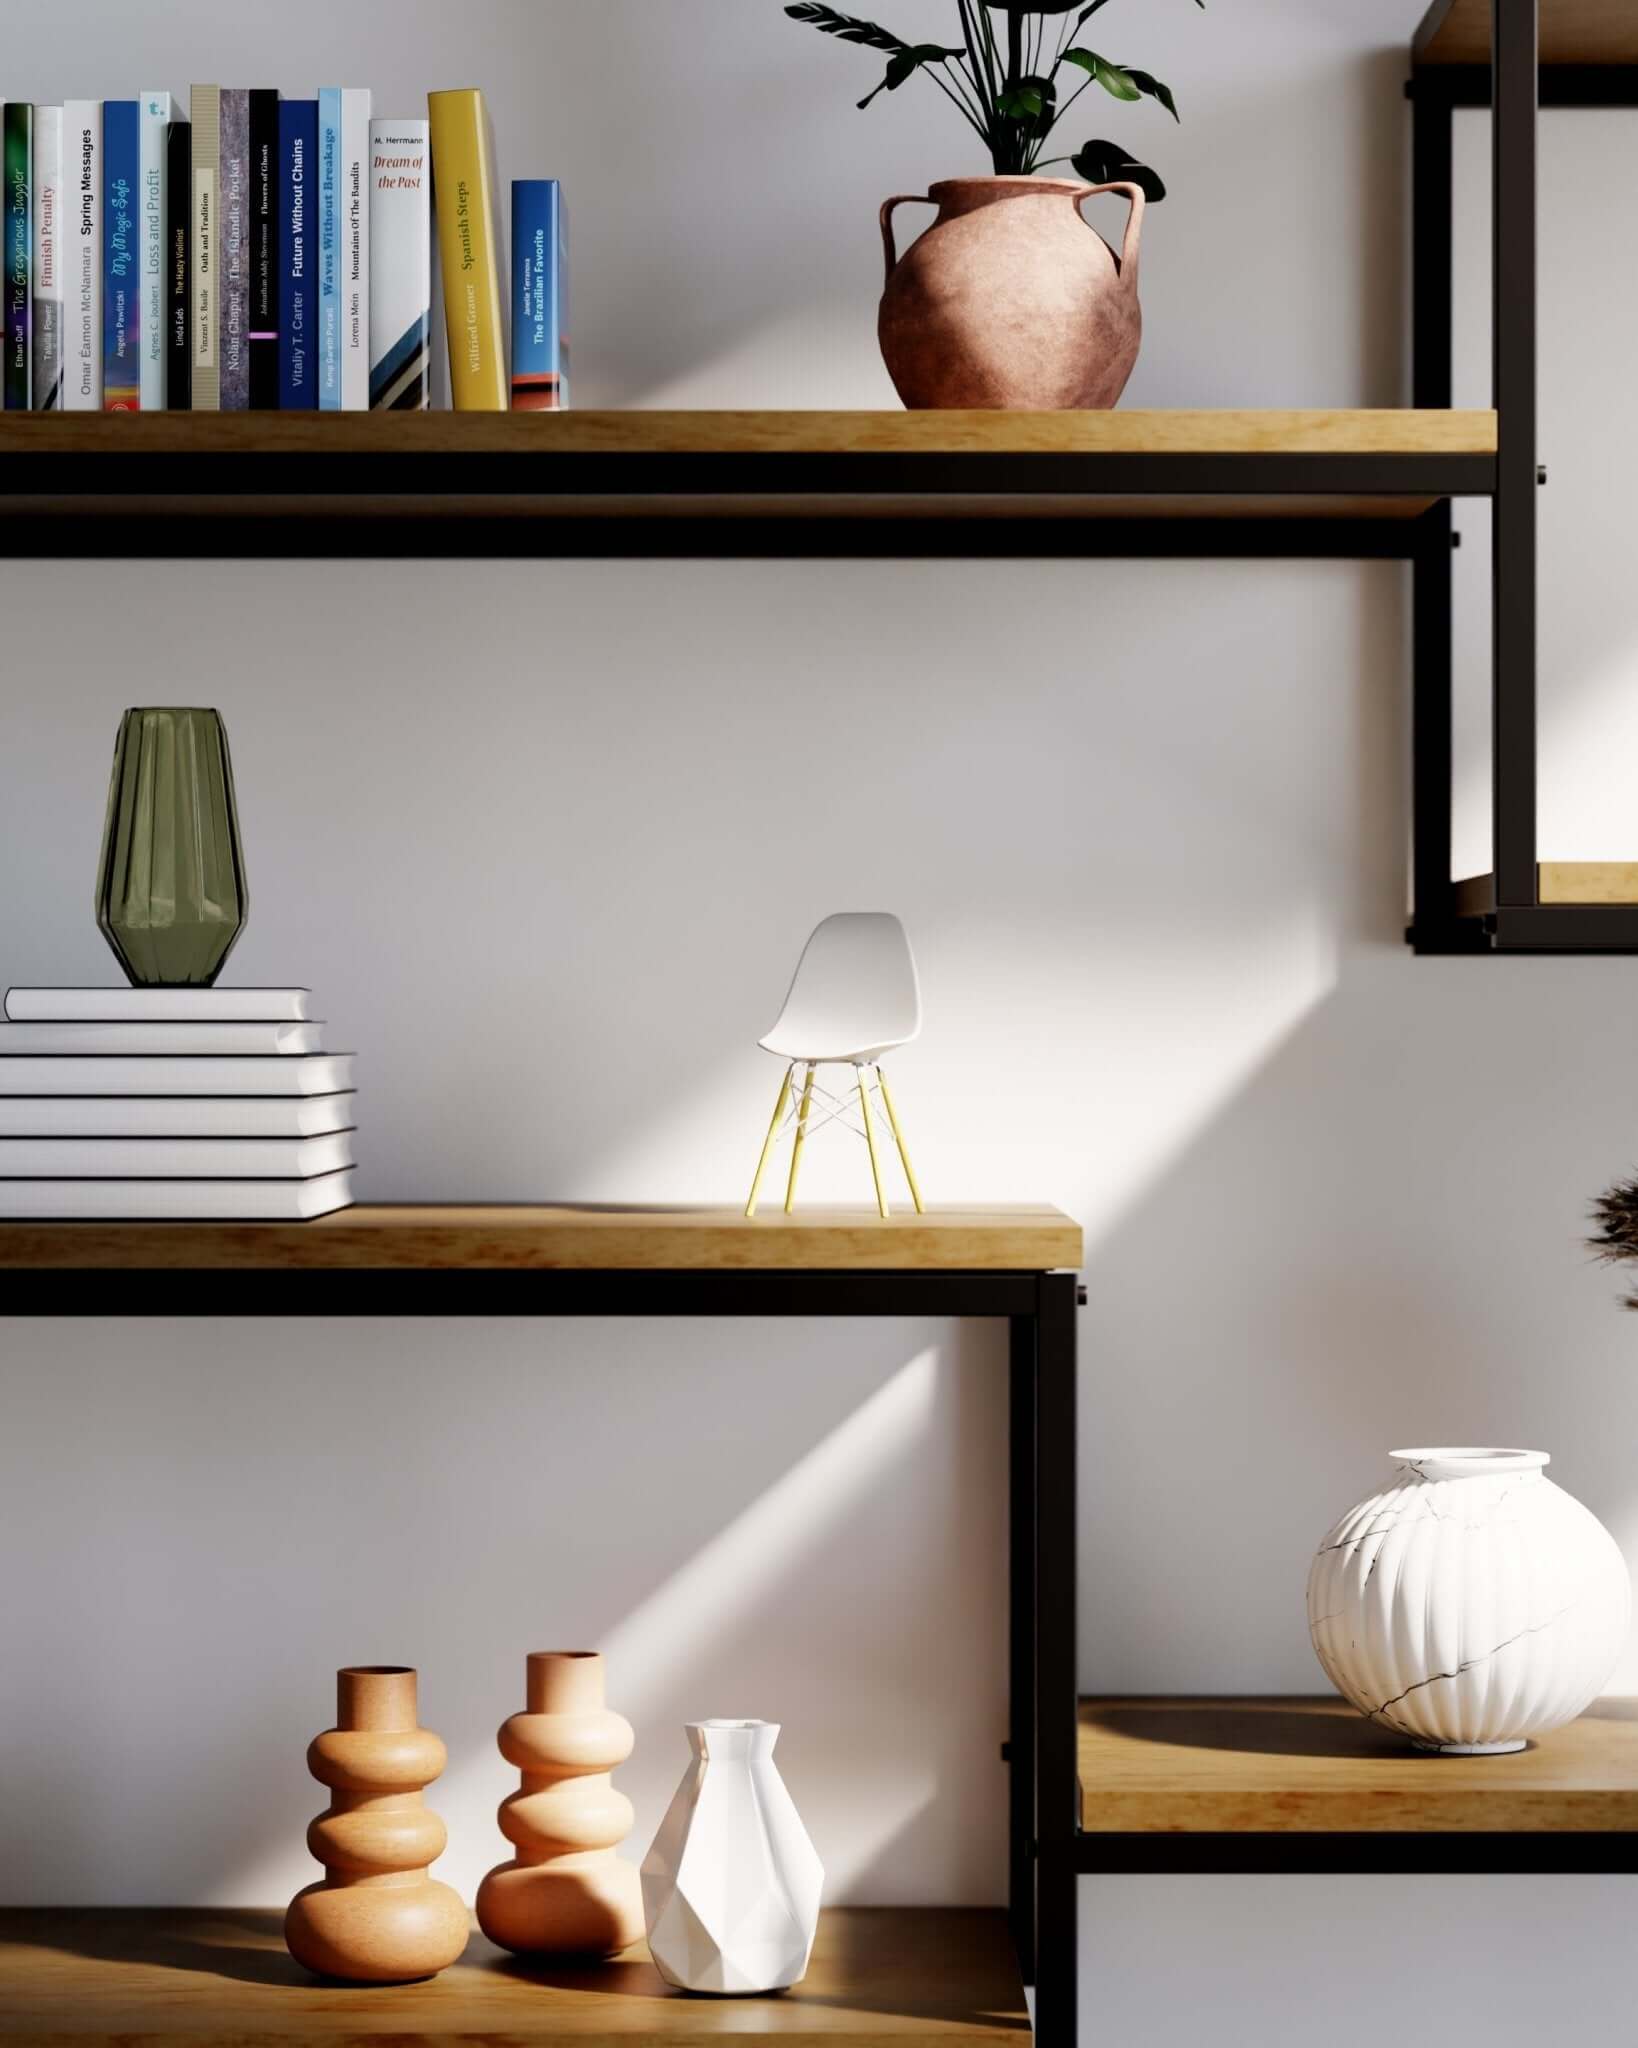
[221,1350,951,1909]
[597,1349,944,1895]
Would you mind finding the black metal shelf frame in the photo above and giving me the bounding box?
[7,1262,1084,2045]
[1409,0,1638,952]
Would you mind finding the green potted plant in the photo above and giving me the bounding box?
[784,2,1198,410]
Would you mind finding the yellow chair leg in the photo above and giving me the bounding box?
[857,1066,890,1219]
[876,1065,924,1214]
[745,1066,794,1218]
[784,1064,817,1213]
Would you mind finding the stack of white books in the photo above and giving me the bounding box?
[0,988,356,1220]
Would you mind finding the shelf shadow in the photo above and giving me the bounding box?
[1085,1702,1534,1762]
[12,1907,309,1988]
[496,1917,1029,2033]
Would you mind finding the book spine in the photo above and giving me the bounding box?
[3,103,31,410]
[102,101,139,409]
[165,119,191,408]
[248,89,279,408]
[511,180,570,414]
[278,101,317,409]
[62,101,101,411]
[217,89,248,410]
[428,88,506,411]
[317,87,341,411]
[189,87,219,410]
[138,93,172,410]
[340,89,371,410]
[31,107,60,409]
[368,118,429,410]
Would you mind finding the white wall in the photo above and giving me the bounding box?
[3,3,1637,2040]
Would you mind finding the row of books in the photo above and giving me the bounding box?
[0,87,567,414]
[0,985,356,1219]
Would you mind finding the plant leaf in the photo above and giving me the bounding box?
[1116,65,1180,119]
[1072,138,1166,201]
[783,3,908,54]
[997,73,1058,118]
[858,42,966,108]
[1100,55,1141,101]
[997,85,1042,116]
[1062,49,1144,103]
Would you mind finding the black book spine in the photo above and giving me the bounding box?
[248,89,280,408]
[165,119,191,410]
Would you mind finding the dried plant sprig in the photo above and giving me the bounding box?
[1589,1174,1638,1308]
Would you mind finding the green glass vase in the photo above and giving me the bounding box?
[95,708,249,987]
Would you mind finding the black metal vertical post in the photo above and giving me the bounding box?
[1008,1314,1038,1986]
[1412,81,1455,415]
[1412,502,1456,936]
[1032,1273,1079,2048]
[1411,78,1457,937]
[1492,0,1539,907]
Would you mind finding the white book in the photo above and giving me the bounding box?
[368,118,429,410]
[0,1053,355,1096]
[138,91,174,410]
[0,1021,323,1055]
[340,88,372,409]
[0,1169,355,1220]
[32,106,63,410]
[62,100,101,410]
[0,1130,354,1178]
[0,1092,355,1137]
[6,987,313,1021]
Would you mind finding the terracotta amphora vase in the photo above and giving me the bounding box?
[878,176,1145,411]
[475,1650,645,1957]
[284,1667,469,1984]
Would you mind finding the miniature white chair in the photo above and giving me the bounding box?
[745,912,924,1220]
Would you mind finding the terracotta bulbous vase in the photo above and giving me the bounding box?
[284,1667,469,1984]
[878,176,1145,411]
[476,1651,645,1957]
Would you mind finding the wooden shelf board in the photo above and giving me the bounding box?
[0,408,1497,459]
[1079,1696,1638,1833]
[0,1907,1025,2045]
[0,413,1494,539]
[1417,0,1638,65]
[1454,863,1638,915]
[0,1203,1083,1273]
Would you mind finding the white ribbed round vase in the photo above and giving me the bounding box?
[1307,1448,1630,1754]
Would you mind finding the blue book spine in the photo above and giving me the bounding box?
[509,179,568,412]
[102,100,140,409]
[316,87,341,411]
[278,101,318,409]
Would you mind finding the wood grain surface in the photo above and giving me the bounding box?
[1454,863,1638,915]
[1079,1696,1638,1832]
[0,1204,1083,1272]
[1417,0,1636,63]
[0,1907,1025,2045]
[0,409,1498,458]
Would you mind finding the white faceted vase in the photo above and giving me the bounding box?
[1308,1447,1630,1753]
[641,1719,823,1995]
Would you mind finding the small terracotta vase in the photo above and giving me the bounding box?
[878,175,1145,411]
[475,1651,645,1957]
[284,1667,469,1984]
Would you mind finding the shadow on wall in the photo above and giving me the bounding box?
[1080,938,1638,1698]
[0,1317,1006,1910]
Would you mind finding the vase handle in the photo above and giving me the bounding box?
[1077,182,1145,287]
[880,195,935,287]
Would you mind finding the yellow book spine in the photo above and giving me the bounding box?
[428,89,507,411]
